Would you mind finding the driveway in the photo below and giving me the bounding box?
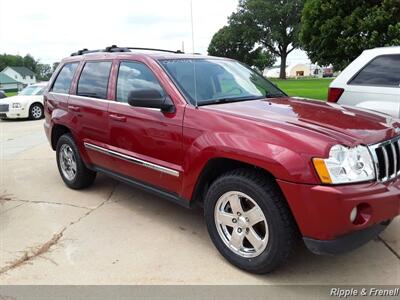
[0,119,399,285]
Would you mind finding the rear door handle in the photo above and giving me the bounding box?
[68,105,80,112]
[109,114,127,122]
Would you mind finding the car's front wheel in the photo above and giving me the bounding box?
[29,103,44,120]
[56,134,96,189]
[204,169,297,274]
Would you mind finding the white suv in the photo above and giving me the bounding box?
[0,82,48,120]
[328,47,400,118]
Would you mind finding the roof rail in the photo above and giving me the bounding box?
[126,47,184,54]
[70,48,103,56]
[70,45,184,56]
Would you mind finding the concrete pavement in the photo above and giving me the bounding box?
[0,119,399,285]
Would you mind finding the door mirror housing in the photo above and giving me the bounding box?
[127,89,175,113]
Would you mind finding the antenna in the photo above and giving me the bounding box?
[190,0,195,55]
[190,0,198,108]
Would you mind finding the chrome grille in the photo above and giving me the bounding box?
[0,104,9,112]
[369,136,400,182]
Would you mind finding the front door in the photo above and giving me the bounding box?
[107,60,184,194]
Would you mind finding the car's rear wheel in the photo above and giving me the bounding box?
[56,134,96,189]
[29,103,44,120]
[204,169,297,274]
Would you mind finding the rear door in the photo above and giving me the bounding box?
[107,60,184,194]
[341,55,400,118]
[68,60,115,170]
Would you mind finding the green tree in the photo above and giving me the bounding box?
[300,0,400,70]
[0,54,24,71]
[36,63,53,81]
[208,24,276,70]
[229,0,305,79]
[23,54,37,72]
[0,54,39,73]
[0,53,58,81]
[52,62,60,72]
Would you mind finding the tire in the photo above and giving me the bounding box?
[56,133,96,189]
[204,169,297,274]
[29,103,44,120]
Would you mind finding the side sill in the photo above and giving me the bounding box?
[91,165,192,209]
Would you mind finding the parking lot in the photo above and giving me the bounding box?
[0,119,399,285]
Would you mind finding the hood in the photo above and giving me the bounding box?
[0,95,42,104]
[204,97,400,146]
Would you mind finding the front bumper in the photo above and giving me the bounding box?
[277,179,400,244]
[303,221,389,255]
[0,107,29,119]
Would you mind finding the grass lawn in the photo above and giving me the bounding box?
[269,78,333,101]
[5,92,17,97]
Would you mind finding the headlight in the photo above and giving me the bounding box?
[313,145,375,184]
[12,103,21,108]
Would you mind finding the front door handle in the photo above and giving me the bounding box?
[109,114,127,122]
[68,105,80,112]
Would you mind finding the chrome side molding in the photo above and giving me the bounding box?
[84,142,180,177]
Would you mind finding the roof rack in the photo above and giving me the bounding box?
[70,45,184,56]
[127,47,184,54]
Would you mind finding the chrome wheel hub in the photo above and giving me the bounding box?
[59,144,77,181]
[214,191,269,258]
[31,106,42,119]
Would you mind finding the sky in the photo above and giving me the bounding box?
[0,0,309,66]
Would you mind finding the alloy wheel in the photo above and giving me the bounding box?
[214,191,269,258]
[31,105,43,119]
[59,144,77,181]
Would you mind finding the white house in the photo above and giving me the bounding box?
[1,66,37,85]
[0,73,24,92]
[263,66,281,78]
[264,63,323,78]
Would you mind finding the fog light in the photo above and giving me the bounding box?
[350,207,358,223]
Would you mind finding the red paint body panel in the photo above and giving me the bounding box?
[44,52,400,243]
[278,179,400,240]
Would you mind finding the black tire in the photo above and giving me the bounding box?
[204,169,297,274]
[29,103,44,120]
[56,134,96,189]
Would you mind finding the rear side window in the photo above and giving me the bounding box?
[77,61,112,99]
[52,63,78,94]
[116,61,164,103]
[350,55,400,87]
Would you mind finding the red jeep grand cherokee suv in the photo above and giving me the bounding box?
[44,46,400,273]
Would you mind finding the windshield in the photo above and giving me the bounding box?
[160,59,285,106]
[19,85,45,96]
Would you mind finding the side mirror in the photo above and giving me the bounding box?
[127,89,175,113]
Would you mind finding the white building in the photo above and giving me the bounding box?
[0,73,24,92]
[1,66,37,85]
[264,63,323,78]
[263,66,281,78]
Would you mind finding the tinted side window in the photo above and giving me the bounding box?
[350,55,400,87]
[77,61,112,99]
[52,63,78,94]
[116,61,164,103]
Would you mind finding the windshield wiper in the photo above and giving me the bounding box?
[265,93,285,98]
[198,96,265,106]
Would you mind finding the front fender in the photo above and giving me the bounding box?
[180,132,318,200]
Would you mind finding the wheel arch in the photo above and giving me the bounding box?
[29,101,44,110]
[51,124,71,150]
[191,157,277,206]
